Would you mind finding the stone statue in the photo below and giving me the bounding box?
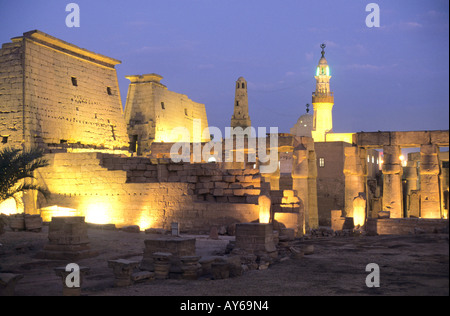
[353,192,366,228]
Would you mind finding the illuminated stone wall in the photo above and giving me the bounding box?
[0,40,24,148]
[34,152,264,232]
[101,154,262,203]
[0,30,129,151]
[124,74,209,155]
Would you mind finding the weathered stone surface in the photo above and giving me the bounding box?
[8,214,25,232]
[180,256,201,280]
[226,256,243,277]
[355,131,449,148]
[302,245,314,255]
[209,226,219,240]
[145,228,168,235]
[24,215,43,232]
[131,271,154,282]
[36,216,98,260]
[366,218,449,235]
[121,225,140,233]
[0,30,129,151]
[279,228,295,241]
[140,237,196,276]
[108,259,140,287]
[152,252,172,280]
[0,273,23,296]
[234,223,277,256]
[211,261,230,280]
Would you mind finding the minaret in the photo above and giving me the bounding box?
[311,44,334,142]
[231,77,251,128]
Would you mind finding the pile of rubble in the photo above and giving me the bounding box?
[307,227,357,238]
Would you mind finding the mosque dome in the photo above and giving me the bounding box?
[290,112,314,137]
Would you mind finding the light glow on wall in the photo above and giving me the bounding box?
[84,202,112,225]
[352,194,366,228]
[137,209,153,231]
[0,198,18,215]
[399,155,407,167]
[258,196,271,224]
[353,205,365,228]
[39,205,78,222]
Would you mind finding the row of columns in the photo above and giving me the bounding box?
[344,143,444,220]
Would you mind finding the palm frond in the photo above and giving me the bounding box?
[0,147,51,204]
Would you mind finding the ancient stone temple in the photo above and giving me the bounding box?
[0,30,129,153]
[124,74,210,155]
[0,30,447,238]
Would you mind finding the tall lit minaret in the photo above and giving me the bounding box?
[311,44,334,142]
[231,77,251,129]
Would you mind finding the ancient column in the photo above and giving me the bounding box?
[419,144,441,218]
[382,145,403,218]
[307,149,319,229]
[259,146,280,190]
[409,190,421,218]
[269,162,280,190]
[343,146,366,218]
[292,145,309,234]
[291,137,319,232]
[440,162,449,219]
[36,216,98,260]
[108,259,140,287]
[404,164,418,217]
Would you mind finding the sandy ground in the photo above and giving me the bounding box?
[0,225,448,297]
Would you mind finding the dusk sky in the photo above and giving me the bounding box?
[0,0,449,135]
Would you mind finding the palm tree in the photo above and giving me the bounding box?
[0,147,50,207]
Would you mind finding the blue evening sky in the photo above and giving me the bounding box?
[0,0,448,135]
